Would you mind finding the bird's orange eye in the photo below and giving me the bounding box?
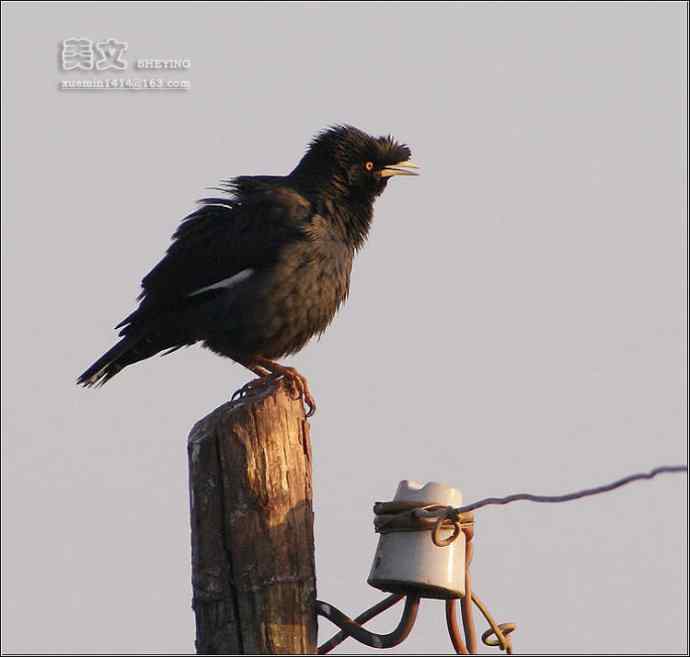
[364,161,374,172]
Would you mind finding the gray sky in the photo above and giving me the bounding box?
[1,2,687,654]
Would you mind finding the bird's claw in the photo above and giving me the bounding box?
[231,376,272,403]
[275,367,316,417]
[231,371,315,417]
[236,360,316,418]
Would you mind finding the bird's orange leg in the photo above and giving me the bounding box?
[253,356,316,418]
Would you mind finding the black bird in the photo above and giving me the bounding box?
[78,125,418,415]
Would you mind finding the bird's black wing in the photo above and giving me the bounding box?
[116,184,312,334]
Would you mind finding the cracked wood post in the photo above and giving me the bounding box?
[188,381,317,654]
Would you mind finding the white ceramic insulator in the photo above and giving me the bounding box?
[367,480,465,599]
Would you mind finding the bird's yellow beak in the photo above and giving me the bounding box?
[379,160,420,177]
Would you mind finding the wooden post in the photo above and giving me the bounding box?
[188,381,317,654]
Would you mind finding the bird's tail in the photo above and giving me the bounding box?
[77,335,143,387]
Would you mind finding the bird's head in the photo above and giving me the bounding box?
[291,125,418,202]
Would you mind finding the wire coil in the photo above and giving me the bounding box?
[373,500,474,547]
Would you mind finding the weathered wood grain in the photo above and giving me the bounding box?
[188,382,316,654]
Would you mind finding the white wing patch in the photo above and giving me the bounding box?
[188,268,254,297]
[204,203,234,210]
